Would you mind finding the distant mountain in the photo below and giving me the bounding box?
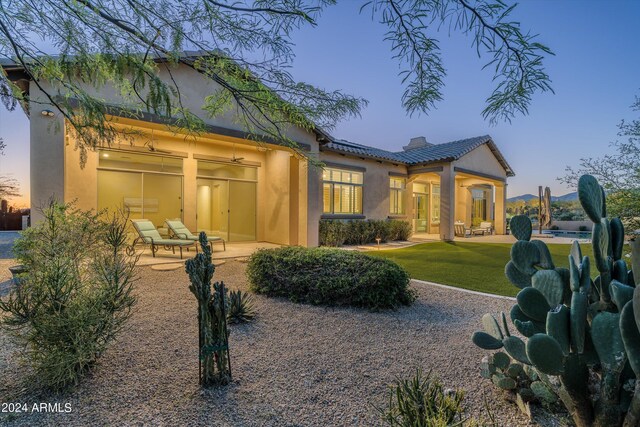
[507,194,537,202]
[507,192,578,203]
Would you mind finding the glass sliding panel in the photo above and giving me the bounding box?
[97,170,143,219]
[99,150,182,173]
[196,179,229,241]
[142,173,183,230]
[229,180,256,241]
[197,161,257,180]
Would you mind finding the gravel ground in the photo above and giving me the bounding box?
[0,261,562,426]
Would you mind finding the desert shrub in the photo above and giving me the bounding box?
[0,201,137,391]
[578,225,588,231]
[319,219,411,247]
[378,369,470,426]
[550,224,559,230]
[318,220,346,246]
[247,246,414,309]
[226,289,256,324]
[388,220,413,241]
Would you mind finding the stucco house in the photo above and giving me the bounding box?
[2,54,513,246]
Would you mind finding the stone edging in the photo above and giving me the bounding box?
[411,278,516,301]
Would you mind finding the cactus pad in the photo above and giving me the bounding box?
[472,331,503,350]
[612,259,629,286]
[492,373,517,390]
[482,313,504,340]
[591,312,625,369]
[505,261,532,289]
[570,240,583,268]
[506,363,524,379]
[517,287,551,322]
[592,220,610,273]
[610,217,624,261]
[578,174,604,223]
[570,292,588,353]
[620,302,640,376]
[503,335,531,364]
[531,240,555,269]
[611,280,634,312]
[480,356,497,379]
[546,305,570,356]
[526,333,565,375]
[511,241,541,275]
[510,215,533,241]
[530,381,557,404]
[532,269,565,307]
[492,351,511,370]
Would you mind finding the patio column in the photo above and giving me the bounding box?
[495,183,507,234]
[31,87,65,223]
[306,152,322,247]
[439,164,456,241]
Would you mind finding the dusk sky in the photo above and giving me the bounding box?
[1,0,639,206]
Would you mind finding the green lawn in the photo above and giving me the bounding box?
[368,242,592,297]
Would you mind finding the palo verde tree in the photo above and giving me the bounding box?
[0,0,553,164]
[562,95,640,233]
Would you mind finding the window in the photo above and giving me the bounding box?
[431,184,441,223]
[322,167,363,214]
[389,177,406,215]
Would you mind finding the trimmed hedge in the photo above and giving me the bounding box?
[319,219,412,247]
[246,247,415,310]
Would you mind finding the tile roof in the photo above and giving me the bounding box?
[322,135,514,176]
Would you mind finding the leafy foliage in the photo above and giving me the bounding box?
[247,246,414,310]
[319,219,412,247]
[0,201,137,391]
[0,0,553,163]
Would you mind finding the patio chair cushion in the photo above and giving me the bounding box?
[132,220,193,246]
[165,219,224,242]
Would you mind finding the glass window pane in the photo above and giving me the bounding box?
[413,182,428,194]
[197,161,257,180]
[98,170,142,219]
[142,174,183,230]
[99,150,182,173]
[323,183,332,213]
[354,186,362,214]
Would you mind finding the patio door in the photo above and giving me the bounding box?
[196,178,256,242]
[413,194,428,232]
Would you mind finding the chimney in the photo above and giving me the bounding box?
[403,136,431,151]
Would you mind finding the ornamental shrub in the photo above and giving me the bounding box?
[319,219,412,247]
[247,247,414,310]
[0,201,137,391]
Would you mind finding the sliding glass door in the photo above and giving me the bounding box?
[196,178,256,242]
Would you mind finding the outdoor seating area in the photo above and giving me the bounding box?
[453,221,494,238]
[127,219,228,259]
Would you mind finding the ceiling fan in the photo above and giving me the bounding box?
[146,130,172,154]
[230,144,244,163]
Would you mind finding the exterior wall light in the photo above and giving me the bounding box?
[40,109,55,117]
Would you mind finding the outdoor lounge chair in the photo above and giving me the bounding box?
[454,223,471,238]
[477,221,494,235]
[165,219,226,251]
[130,219,195,259]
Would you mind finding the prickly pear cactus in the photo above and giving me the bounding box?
[472,175,640,427]
[475,313,559,418]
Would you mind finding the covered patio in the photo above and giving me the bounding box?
[407,164,507,241]
[133,241,281,266]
